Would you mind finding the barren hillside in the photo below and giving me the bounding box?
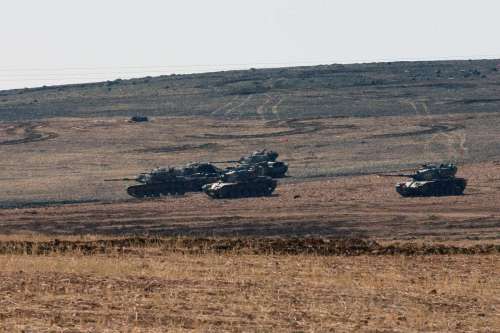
[1,59,500,121]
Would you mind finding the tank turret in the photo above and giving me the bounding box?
[238,149,279,164]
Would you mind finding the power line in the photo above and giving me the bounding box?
[1,55,500,87]
[1,54,499,73]
[0,60,334,73]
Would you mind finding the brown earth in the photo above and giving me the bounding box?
[0,237,499,256]
[0,252,498,332]
[1,60,500,332]
[0,160,499,241]
[0,111,499,241]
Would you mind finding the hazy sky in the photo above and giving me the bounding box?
[1,0,500,90]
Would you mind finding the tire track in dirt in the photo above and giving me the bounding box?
[421,101,444,161]
[210,95,240,117]
[271,95,284,119]
[368,123,463,139]
[255,94,284,120]
[191,118,356,140]
[384,100,467,162]
[224,94,253,118]
[130,143,219,154]
[0,122,58,146]
[256,94,273,120]
[419,101,468,162]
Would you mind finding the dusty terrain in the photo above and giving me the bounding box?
[0,112,499,242]
[1,60,499,332]
[0,162,499,241]
[0,246,498,332]
[2,59,500,122]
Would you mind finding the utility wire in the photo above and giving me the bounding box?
[1,54,499,72]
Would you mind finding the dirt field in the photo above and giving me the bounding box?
[0,245,498,332]
[0,112,499,241]
[1,60,500,332]
[0,161,499,241]
[1,110,499,204]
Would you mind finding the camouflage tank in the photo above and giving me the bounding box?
[239,149,279,164]
[384,163,467,197]
[125,167,188,198]
[110,164,221,198]
[212,149,288,178]
[202,169,277,199]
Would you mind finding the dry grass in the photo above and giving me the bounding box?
[0,250,498,332]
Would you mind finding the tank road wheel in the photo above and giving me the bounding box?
[225,190,233,199]
[421,184,433,197]
[127,186,146,198]
[443,183,452,196]
[453,184,465,195]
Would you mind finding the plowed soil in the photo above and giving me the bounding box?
[1,253,498,332]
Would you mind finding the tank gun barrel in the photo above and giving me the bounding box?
[104,178,138,182]
[378,173,414,178]
[209,160,240,164]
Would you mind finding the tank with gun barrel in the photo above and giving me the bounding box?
[107,163,222,198]
[202,168,277,199]
[381,163,467,197]
[211,149,288,178]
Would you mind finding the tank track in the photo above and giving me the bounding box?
[126,183,187,198]
[126,176,220,198]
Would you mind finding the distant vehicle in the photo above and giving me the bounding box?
[107,164,220,198]
[126,167,189,197]
[107,150,285,198]
[202,169,277,199]
[381,163,467,197]
[129,116,149,122]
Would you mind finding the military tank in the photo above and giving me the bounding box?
[212,149,288,178]
[125,167,189,198]
[108,164,221,198]
[383,163,467,197]
[202,169,277,199]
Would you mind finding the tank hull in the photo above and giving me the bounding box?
[396,178,467,197]
[126,176,219,198]
[203,179,277,199]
